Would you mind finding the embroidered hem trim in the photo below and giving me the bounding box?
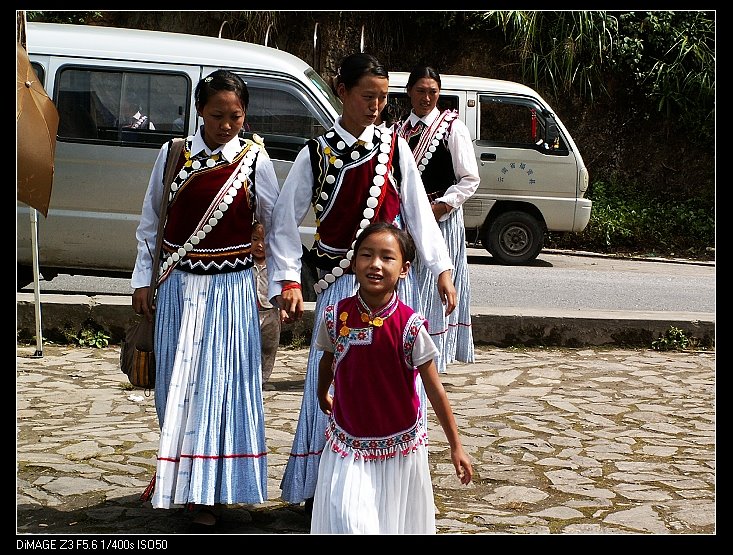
[324,416,427,462]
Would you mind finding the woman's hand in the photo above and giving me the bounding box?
[131,287,154,323]
[431,201,451,222]
[277,281,304,322]
[437,270,456,315]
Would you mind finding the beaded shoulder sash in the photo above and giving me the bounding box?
[157,138,261,284]
[312,126,396,294]
[399,109,457,175]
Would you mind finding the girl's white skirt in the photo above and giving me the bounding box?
[310,418,436,534]
[279,271,423,504]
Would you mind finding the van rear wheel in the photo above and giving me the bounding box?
[484,211,544,265]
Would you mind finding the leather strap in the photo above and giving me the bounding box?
[147,137,184,305]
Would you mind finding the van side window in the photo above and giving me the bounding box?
[244,79,330,162]
[478,95,567,153]
[55,67,189,146]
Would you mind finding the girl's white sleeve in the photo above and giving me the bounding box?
[313,316,334,353]
[411,325,440,367]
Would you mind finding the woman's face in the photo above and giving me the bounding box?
[407,77,440,118]
[338,75,388,137]
[197,90,245,150]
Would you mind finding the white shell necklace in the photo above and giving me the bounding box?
[158,139,259,281]
[313,125,394,294]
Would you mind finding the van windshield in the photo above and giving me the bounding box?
[307,68,342,115]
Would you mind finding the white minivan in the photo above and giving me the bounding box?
[18,23,591,294]
[18,22,341,298]
[387,72,592,264]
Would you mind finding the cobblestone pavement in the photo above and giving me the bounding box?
[16,344,715,537]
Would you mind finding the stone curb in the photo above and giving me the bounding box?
[16,293,715,349]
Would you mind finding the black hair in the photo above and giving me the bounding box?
[353,222,416,264]
[195,69,249,112]
[332,53,388,93]
[406,65,441,90]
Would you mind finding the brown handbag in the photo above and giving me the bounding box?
[120,138,184,389]
[122,318,156,389]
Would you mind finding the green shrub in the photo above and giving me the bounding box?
[547,178,715,259]
[652,326,690,351]
[63,324,111,348]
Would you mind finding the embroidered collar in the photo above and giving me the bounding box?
[406,106,440,129]
[338,292,399,336]
[189,127,244,163]
[333,117,378,148]
[357,291,399,324]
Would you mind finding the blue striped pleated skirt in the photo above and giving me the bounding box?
[151,269,267,508]
[412,207,475,373]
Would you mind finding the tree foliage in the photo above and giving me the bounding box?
[615,11,715,143]
[475,10,715,144]
[476,11,617,101]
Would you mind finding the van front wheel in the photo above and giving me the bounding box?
[484,211,544,265]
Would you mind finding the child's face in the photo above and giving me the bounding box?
[251,225,266,263]
[351,230,410,297]
[197,90,245,151]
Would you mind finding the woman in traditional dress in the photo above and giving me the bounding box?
[131,69,279,531]
[396,66,480,373]
[267,53,456,512]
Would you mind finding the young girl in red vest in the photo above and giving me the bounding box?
[310,222,472,533]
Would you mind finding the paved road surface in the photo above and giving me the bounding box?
[17,344,715,539]
[19,250,716,314]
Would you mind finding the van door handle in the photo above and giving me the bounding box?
[480,153,496,161]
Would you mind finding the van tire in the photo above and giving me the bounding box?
[484,211,544,265]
